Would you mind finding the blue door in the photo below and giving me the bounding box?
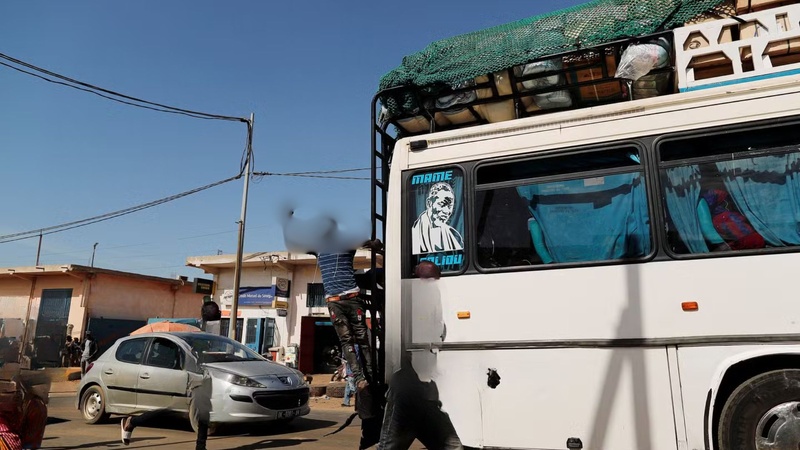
[262,318,276,354]
[245,318,259,352]
[36,289,72,367]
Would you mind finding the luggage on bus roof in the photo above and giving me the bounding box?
[378,0,726,117]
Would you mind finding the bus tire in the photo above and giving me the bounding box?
[718,369,800,450]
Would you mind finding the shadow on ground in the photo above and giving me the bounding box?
[39,436,166,449]
[221,438,317,450]
[47,417,70,425]
[223,417,339,437]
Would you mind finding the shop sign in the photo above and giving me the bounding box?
[194,278,214,295]
[238,286,275,306]
[275,278,291,298]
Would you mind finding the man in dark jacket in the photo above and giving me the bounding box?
[80,331,98,375]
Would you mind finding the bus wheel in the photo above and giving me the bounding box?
[718,369,800,450]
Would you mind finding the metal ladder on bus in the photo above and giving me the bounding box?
[368,92,395,388]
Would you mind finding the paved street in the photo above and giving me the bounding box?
[42,394,382,450]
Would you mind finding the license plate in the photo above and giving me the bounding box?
[277,409,300,419]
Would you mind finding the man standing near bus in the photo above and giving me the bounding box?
[281,207,380,393]
[378,261,463,450]
[80,331,98,375]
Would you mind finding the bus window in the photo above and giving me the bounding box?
[407,167,466,274]
[660,145,800,254]
[475,147,651,268]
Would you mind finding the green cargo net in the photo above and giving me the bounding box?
[379,0,726,117]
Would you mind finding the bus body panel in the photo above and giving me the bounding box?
[385,74,800,448]
[411,347,677,450]
[405,255,799,345]
[679,346,800,450]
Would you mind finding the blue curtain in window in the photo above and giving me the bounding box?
[716,153,800,246]
[516,172,650,263]
[663,165,710,253]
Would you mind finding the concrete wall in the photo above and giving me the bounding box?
[0,275,85,339]
[210,255,374,349]
[88,273,202,322]
[216,265,296,347]
[0,271,204,342]
[0,277,35,322]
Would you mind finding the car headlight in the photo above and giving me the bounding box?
[218,372,265,388]
[293,370,308,387]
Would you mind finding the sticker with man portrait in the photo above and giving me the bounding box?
[407,167,465,273]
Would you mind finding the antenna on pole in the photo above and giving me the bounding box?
[229,113,254,339]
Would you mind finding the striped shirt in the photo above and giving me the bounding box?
[318,252,359,298]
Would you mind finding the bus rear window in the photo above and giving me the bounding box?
[407,167,466,274]
[475,148,651,268]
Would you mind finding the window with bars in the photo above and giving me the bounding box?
[306,283,326,307]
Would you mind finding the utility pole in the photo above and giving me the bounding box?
[35,230,42,265]
[91,242,99,267]
[229,113,254,339]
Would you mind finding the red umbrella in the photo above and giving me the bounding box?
[130,321,201,335]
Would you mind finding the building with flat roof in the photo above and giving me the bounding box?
[0,264,204,367]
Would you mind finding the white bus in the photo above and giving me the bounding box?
[370,26,800,450]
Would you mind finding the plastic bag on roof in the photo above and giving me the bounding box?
[615,37,671,81]
[516,57,564,90]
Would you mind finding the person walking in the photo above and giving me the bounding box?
[121,374,210,449]
[70,338,81,368]
[60,337,73,368]
[80,332,98,375]
[341,349,356,407]
[120,302,219,450]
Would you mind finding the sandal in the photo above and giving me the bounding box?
[121,417,133,445]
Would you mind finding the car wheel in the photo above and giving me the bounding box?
[80,385,110,424]
[718,369,800,450]
[321,344,340,373]
[189,399,218,436]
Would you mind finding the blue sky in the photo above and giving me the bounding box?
[0,1,585,278]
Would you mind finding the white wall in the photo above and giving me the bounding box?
[215,264,302,348]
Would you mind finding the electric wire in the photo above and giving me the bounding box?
[0,53,247,123]
[254,172,370,180]
[0,164,372,247]
[0,174,241,244]
[252,167,374,181]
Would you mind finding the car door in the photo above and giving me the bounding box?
[135,337,190,411]
[103,337,149,412]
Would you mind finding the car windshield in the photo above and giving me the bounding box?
[179,334,264,363]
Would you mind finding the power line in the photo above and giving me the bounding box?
[0,174,241,244]
[0,52,247,123]
[252,167,375,181]
[255,172,370,180]
[276,167,371,175]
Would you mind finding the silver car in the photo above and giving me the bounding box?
[76,331,310,431]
